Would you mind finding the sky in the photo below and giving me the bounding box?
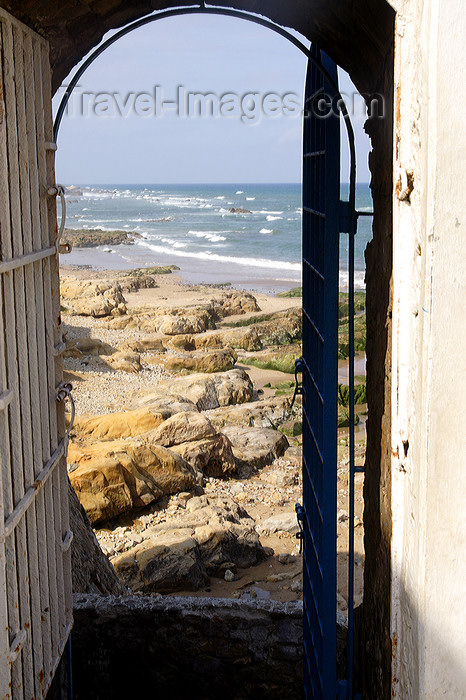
[53,13,372,185]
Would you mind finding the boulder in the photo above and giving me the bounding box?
[72,408,165,441]
[214,369,254,407]
[166,326,261,352]
[112,495,266,592]
[246,344,301,375]
[64,336,116,358]
[132,395,199,417]
[205,396,292,430]
[171,434,236,478]
[121,337,166,353]
[61,278,127,318]
[146,413,236,478]
[257,513,300,536]
[213,291,260,317]
[117,275,158,293]
[229,207,252,214]
[166,334,220,351]
[106,351,142,373]
[68,440,200,524]
[160,348,237,374]
[216,326,262,351]
[221,426,289,470]
[254,308,302,346]
[154,309,214,335]
[97,314,136,330]
[134,369,253,411]
[149,411,215,447]
[73,337,116,356]
[113,532,208,593]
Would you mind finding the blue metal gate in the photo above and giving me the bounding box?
[301,45,340,699]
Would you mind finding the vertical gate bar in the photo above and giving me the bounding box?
[41,38,71,645]
[347,221,355,699]
[2,21,35,698]
[0,18,13,699]
[345,102,358,700]
[0,20,21,698]
[24,29,54,693]
[27,30,54,687]
[14,26,48,697]
[0,284,12,700]
[34,39,62,671]
[0,33,13,687]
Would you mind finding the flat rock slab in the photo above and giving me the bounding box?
[257,513,300,536]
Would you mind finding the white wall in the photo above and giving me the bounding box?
[390,0,466,696]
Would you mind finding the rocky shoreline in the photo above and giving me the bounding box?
[62,266,365,610]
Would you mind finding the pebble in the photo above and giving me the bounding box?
[291,580,303,593]
[224,569,235,582]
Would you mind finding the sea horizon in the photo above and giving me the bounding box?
[61,182,373,294]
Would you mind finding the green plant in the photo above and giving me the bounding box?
[277,287,302,298]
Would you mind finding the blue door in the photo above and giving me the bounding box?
[301,44,340,699]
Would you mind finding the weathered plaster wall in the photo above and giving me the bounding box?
[71,594,304,699]
[389,0,466,696]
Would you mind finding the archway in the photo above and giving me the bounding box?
[0,1,395,698]
[51,9,368,698]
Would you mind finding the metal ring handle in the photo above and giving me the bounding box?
[56,382,75,437]
[48,184,67,245]
[56,185,67,243]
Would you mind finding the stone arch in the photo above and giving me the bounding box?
[0,1,395,697]
[2,1,393,96]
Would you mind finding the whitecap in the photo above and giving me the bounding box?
[236,190,244,194]
[188,230,227,242]
[256,210,284,215]
[137,240,302,273]
[260,228,273,234]
[266,215,282,221]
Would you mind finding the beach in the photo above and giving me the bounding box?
[62,261,366,608]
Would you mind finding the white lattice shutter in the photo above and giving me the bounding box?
[0,8,72,699]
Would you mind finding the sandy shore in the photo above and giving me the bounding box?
[60,242,302,295]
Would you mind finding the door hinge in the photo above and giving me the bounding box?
[290,357,304,410]
[339,200,353,234]
[295,502,305,554]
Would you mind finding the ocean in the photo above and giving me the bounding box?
[62,183,373,293]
